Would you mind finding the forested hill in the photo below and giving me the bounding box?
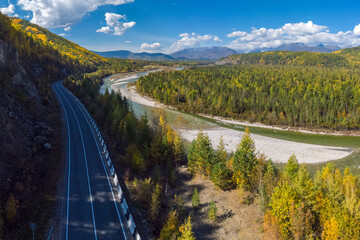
[137,64,360,130]
[10,18,106,70]
[216,51,351,68]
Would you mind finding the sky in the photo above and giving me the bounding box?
[2,0,360,53]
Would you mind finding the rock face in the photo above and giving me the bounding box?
[0,37,61,224]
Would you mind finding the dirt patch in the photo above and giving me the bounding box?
[176,167,263,240]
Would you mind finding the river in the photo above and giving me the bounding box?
[100,71,352,164]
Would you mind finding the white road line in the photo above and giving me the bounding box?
[60,83,128,240]
[56,84,98,240]
[52,83,71,240]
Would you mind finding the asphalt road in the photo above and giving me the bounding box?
[52,81,131,240]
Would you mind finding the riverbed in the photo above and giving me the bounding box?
[100,72,352,164]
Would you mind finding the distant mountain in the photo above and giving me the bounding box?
[94,50,174,61]
[250,43,341,53]
[170,46,238,60]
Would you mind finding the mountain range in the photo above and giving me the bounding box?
[249,43,341,53]
[95,43,343,61]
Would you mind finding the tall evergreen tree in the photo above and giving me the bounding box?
[233,127,258,191]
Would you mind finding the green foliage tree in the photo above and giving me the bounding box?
[233,127,258,191]
[187,131,215,175]
[208,201,217,222]
[210,162,234,190]
[173,134,185,164]
[284,154,299,181]
[216,136,227,163]
[191,188,200,208]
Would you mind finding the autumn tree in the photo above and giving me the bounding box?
[159,211,180,240]
[178,216,196,240]
[208,201,217,222]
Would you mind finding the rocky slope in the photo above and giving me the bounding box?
[0,13,70,239]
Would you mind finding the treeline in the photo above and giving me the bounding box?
[64,74,196,238]
[137,65,360,129]
[181,128,360,239]
[219,51,350,68]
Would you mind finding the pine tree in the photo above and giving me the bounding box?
[210,162,234,190]
[178,216,196,240]
[187,131,214,175]
[208,201,217,222]
[233,127,257,191]
[191,188,200,208]
[216,136,227,163]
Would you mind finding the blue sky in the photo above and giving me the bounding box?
[2,0,360,53]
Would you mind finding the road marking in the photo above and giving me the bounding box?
[52,83,71,240]
[60,83,128,240]
[55,84,98,240]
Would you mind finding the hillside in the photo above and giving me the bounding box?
[170,46,238,60]
[216,50,351,68]
[10,18,106,70]
[0,13,74,239]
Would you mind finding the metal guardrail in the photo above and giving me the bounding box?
[74,96,141,240]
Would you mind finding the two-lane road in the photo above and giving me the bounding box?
[53,81,131,240]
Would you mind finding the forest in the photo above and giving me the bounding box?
[65,67,360,239]
[137,64,360,130]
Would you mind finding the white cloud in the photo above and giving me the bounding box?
[96,12,135,35]
[140,42,162,51]
[354,24,360,36]
[64,26,71,32]
[0,3,15,16]
[170,32,222,51]
[125,40,131,43]
[227,21,360,52]
[17,0,134,28]
[59,33,66,36]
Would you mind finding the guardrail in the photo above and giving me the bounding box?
[74,96,141,240]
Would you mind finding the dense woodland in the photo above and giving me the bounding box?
[137,64,360,129]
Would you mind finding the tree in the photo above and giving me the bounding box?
[322,217,340,240]
[159,211,180,240]
[269,182,299,239]
[149,183,162,223]
[173,133,185,164]
[216,136,227,163]
[208,201,217,222]
[187,131,215,175]
[191,188,200,208]
[233,127,258,191]
[284,154,299,181]
[178,216,196,240]
[210,162,234,190]
[5,193,18,223]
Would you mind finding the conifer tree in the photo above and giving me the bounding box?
[208,201,217,222]
[159,211,180,240]
[178,216,196,240]
[284,154,299,181]
[191,188,200,208]
[149,184,162,223]
[233,127,257,190]
[216,136,227,163]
